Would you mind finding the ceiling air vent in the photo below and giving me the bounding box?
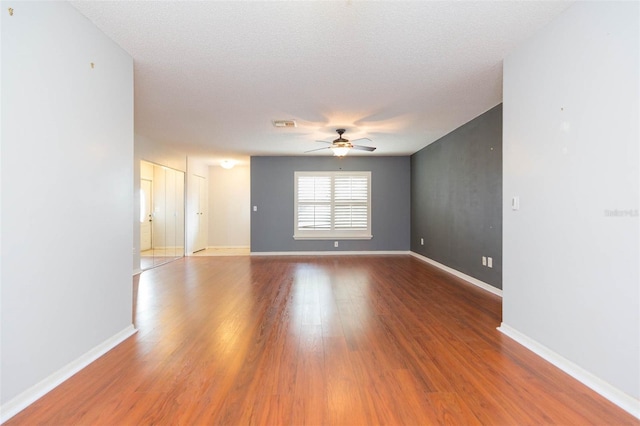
[272,120,297,128]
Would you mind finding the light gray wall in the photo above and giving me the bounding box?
[503,1,638,400]
[251,156,410,252]
[411,105,502,289]
[1,2,134,405]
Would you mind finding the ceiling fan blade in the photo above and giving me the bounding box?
[350,138,372,143]
[352,144,376,152]
[314,140,333,144]
[305,146,332,153]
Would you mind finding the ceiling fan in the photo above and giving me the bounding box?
[306,129,376,157]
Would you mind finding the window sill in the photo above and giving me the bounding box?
[293,235,373,240]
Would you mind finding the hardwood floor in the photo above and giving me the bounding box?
[7,255,637,425]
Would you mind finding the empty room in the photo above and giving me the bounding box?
[1,1,638,424]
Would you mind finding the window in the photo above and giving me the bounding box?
[294,171,372,240]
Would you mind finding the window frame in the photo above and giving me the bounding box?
[293,171,372,240]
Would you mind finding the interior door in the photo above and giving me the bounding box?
[174,170,185,257]
[193,174,208,252]
[140,179,152,251]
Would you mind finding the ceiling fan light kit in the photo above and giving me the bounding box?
[307,128,376,156]
[331,145,351,157]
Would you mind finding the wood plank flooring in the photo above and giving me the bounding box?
[6,255,637,425]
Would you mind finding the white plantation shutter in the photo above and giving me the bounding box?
[297,175,331,230]
[334,175,368,230]
[294,171,371,239]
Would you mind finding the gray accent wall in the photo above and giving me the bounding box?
[251,156,410,252]
[411,105,502,289]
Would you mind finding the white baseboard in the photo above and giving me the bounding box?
[207,245,250,249]
[0,325,137,423]
[409,251,502,297]
[250,250,410,256]
[498,323,640,419]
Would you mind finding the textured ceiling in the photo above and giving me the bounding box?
[71,1,572,164]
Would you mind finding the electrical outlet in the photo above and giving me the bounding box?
[420,238,424,245]
[334,241,339,248]
[253,206,257,212]
[482,256,487,266]
[488,257,493,268]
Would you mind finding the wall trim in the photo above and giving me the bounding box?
[498,323,640,419]
[409,251,502,297]
[132,268,142,276]
[251,250,410,256]
[0,325,137,423]
[207,246,250,249]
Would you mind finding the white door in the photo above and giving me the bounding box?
[193,175,208,252]
[140,179,153,251]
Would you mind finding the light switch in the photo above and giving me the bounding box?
[253,206,257,212]
[511,196,520,211]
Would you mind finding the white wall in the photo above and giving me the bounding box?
[503,0,639,406]
[1,0,134,411]
[208,165,250,248]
